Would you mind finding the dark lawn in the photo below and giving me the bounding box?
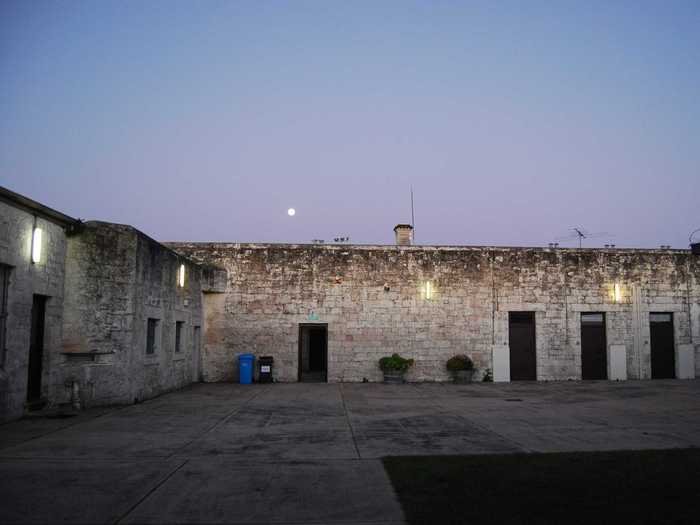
[383,448,700,525]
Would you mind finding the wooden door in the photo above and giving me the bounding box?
[509,312,536,380]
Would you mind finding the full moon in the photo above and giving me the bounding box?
[287,208,296,216]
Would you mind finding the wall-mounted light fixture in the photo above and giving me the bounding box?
[425,281,433,300]
[613,283,622,303]
[31,227,42,264]
[178,264,185,287]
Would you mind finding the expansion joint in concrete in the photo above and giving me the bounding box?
[113,458,189,525]
[339,383,362,460]
[166,388,266,459]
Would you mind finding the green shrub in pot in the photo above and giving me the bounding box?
[446,355,475,384]
[379,354,414,383]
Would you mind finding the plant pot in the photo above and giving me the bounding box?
[452,369,474,384]
[383,371,405,384]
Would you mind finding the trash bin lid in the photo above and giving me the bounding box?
[239,353,255,360]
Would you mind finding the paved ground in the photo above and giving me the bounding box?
[1,380,699,524]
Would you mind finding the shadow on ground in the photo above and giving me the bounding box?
[383,449,700,525]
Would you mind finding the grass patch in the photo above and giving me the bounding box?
[383,449,700,525]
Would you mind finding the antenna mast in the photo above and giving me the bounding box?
[410,186,415,243]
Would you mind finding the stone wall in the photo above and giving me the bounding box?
[58,222,208,408]
[0,200,68,422]
[167,243,699,383]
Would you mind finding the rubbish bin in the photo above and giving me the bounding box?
[259,356,274,383]
[238,354,255,384]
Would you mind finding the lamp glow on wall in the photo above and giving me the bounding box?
[425,281,434,300]
[178,264,185,287]
[31,227,42,264]
[613,283,622,303]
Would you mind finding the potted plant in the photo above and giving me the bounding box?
[446,355,475,384]
[379,353,415,384]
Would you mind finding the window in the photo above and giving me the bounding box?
[146,318,159,355]
[0,265,9,365]
[650,313,672,323]
[581,313,604,325]
[175,321,184,353]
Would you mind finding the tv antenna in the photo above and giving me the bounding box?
[553,227,611,249]
[690,228,700,245]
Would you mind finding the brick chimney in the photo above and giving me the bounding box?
[394,224,413,246]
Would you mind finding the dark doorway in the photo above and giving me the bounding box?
[193,326,201,382]
[298,324,327,382]
[650,313,675,379]
[509,312,536,380]
[581,313,607,380]
[27,295,47,404]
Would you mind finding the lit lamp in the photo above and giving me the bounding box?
[613,283,622,303]
[31,227,42,263]
[425,281,433,300]
[178,264,185,287]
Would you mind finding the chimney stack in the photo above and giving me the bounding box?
[394,224,414,246]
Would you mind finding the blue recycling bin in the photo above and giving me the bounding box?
[238,354,255,384]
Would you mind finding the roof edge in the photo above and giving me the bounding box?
[163,241,693,253]
[0,185,78,229]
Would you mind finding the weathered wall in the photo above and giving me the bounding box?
[168,243,699,383]
[131,229,203,402]
[58,222,206,408]
[0,201,68,422]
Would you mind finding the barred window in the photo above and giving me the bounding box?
[146,318,159,355]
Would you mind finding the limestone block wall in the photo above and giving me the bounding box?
[0,200,68,422]
[691,261,700,377]
[168,243,699,383]
[131,229,203,402]
[59,222,205,407]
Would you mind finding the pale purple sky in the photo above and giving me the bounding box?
[1,1,699,248]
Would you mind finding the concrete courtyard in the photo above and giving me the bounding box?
[1,380,699,524]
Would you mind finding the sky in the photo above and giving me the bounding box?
[1,1,699,248]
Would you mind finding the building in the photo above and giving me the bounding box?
[0,187,75,419]
[0,187,225,422]
[168,233,699,384]
[1,186,698,422]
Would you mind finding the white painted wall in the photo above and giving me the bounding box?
[492,344,510,382]
[608,345,627,381]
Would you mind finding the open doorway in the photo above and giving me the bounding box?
[581,312,607,380]
[298,324,327,382]
[650,313,675,379]
[27,295,47,407]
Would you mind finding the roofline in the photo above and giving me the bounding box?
[82,221,224,269]
[0,185,78,229]
[164,241,693,253]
